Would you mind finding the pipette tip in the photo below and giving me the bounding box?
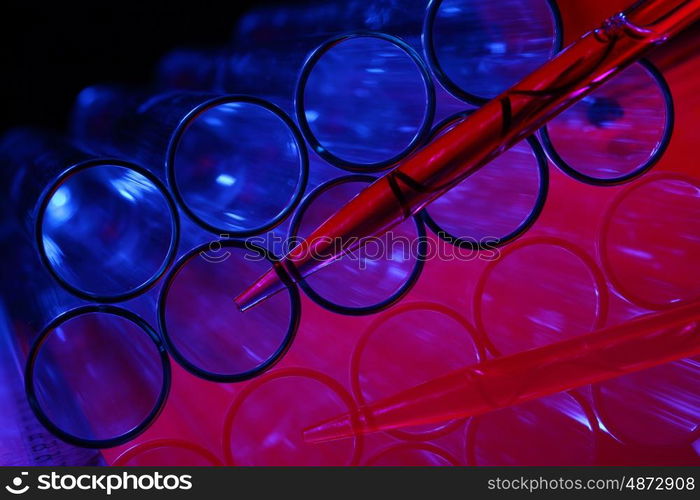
[303,413,360,444]
[233,267,288,312]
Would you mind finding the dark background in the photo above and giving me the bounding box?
[0,1,287,134]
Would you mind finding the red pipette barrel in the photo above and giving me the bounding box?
[234,0,700,311]
[304,301,700,442]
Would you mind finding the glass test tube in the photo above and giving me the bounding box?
[350,302,483,441]
[287,175,427,315]
[421,112,549,250]
[0,226,170,448]
[0,128,179,302]
[0,299,104,465]
[156,234,301,382]
[540,60,673,185]
[424,0,562,104]
[221,367,362,466]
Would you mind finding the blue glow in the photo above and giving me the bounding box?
[216,174,237,187]
[46,186,73,223]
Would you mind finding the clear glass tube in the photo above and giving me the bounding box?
[350,301,482,440]
[221,367,362,466]
[233,0,428,47]
[1,230,170,448]
[295,32,435,172]
[422,111,548,249]
[154,48,226,92]
[71,86,308,236]
[599,173,700,310]
[0,299,104,465]
[0,128,179,302]
[540,60,673,185]
[424,0,562,104]
[287,174,427,315]
[474,236,608,356]
[157,238,300,382]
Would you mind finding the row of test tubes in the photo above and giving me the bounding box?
[0,0,696,465]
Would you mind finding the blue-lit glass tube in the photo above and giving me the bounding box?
[0,129,179,302]
[156,234,301,382]
[422,111,548,248]
[71,86,308,237]
[0,230,170,449]
[540,60,673,185]
[424,0,562,104]
[286,175,427,315]
[155,3,436,173]
[295,32,435,172]
[156,0,429,96]
[0,298,104,465]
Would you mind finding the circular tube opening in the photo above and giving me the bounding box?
[222,368,363,466]
[167,96,308,236]
[423,112,548,248]
[350,302,482,441]
[25,306,170,448]
[158,239,300,382]
[296,32,435,172]
[289,174,427,315]
[599,174,700,310]
[424,0,561,104]
[541,60,673,185]
[473,237,608,357]
[36,160,179,302]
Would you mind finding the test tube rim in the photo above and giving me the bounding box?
[165,95,309,237]
[294,30,437,173]
[287,174,428,316]
[539,59,675,186]
[422,0,564,105]
[349,300,484,441]
[421,110,550,249]
[157,238,301,382]
[473,235,610,358]
[34,158,181,303]
[221,366,364,466]
[598,172,700,311]
[24,304,172,449]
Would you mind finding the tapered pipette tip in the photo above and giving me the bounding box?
[233,267,287,312]
[303,413,357,444]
